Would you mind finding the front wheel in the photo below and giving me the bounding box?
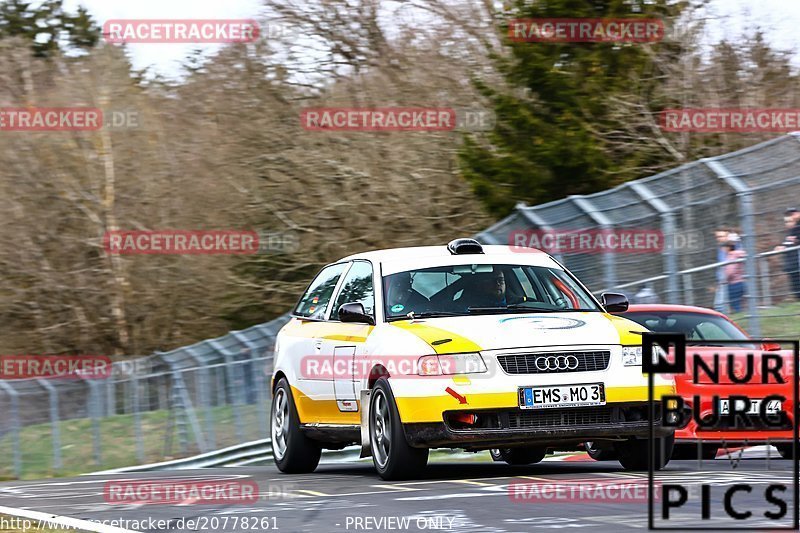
[271,378,321,474]
[370,378,428,480]
[614,435,674,471]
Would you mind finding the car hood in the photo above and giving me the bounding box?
[388,312,644,353]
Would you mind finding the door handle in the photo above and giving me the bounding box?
[314,341,323,351]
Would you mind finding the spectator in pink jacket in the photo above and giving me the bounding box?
[724,242,746,312]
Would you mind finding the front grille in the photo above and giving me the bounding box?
[443,404,660,432]
[497,351,610,374]
[510,407,611,429]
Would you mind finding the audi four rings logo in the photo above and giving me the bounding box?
[535,355,580,371]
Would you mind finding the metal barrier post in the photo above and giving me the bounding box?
[759,257,772,307]
[132,374,145,462]
[571,196,617,289]
[36,379,62,472]
[628,182,679,303]
[82,377,103,466]
[185,347,216,450]
[0,381,22,478]
[705,158,761,336]
[232,331,270,438]
[209,340,245,442]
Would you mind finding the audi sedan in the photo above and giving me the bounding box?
[270,238,675,480]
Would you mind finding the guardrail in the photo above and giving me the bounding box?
[89,439,361,474]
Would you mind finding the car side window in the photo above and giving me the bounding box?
[331,261,374,320]
[294,263,348,319]
[693,321,727,340]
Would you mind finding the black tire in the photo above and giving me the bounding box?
[614,435,674,471]
[494,447,547,465]
[671,443,719,460]
[585,441,617,461]
[776,444,794,459]
[370,378,429,480]
[271,378,321,474]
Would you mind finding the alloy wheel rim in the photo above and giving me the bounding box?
[371,391,392,468]
[272,388,289,460]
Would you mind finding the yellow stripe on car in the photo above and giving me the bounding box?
[291,385,360,424]
[391,322,482,354]
[605,313,648,345]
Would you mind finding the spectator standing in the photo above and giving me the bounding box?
[724,242,746,313]
[774,208,800,300]
[713,228,731,312]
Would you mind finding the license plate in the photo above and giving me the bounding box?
[519,383,605,409]
[719,398,782,415]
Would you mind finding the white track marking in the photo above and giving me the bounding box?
[0,505,141,533]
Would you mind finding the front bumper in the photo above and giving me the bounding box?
[403,402,671,449]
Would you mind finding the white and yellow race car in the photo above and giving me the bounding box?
[270,239,674,479]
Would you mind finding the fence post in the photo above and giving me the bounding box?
[704,158,761,336]
[36,379,62,473]
[759,257,772,308]
[232,331,271,438]
[185,347,215,450]
[628,182,679,303]
[209,340,245,443]
[82,377,102,467]
[514,203,566,263]
[570,197,617,289]
[0,381,22,478]
[132,374,145,463]
[682,273,694,306]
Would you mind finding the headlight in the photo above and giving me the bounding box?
[417,353,487,375]
[622,345,667,366]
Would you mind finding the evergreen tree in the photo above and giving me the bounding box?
[459,0,685,216]
[0,0,99,56]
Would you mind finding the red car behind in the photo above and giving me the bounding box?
[620,304,794,459]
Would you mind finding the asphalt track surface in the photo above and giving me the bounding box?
[0,448,796,533]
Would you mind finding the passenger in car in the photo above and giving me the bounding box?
[385,272,430,315]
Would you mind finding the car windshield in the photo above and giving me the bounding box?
[620,311,750,344]
[382,263,601,319]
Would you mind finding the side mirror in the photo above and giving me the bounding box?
[762,341,782,352]
[601,292,629,313]
[338,302,375,325]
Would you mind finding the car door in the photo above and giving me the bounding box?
[324,260,376,413]
[288,262,349,408]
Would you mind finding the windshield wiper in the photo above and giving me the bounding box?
[468,304,552,313]
[468,304,596,314]
[386,311,468,322]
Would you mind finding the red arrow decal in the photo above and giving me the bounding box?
[445,387,467,404]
